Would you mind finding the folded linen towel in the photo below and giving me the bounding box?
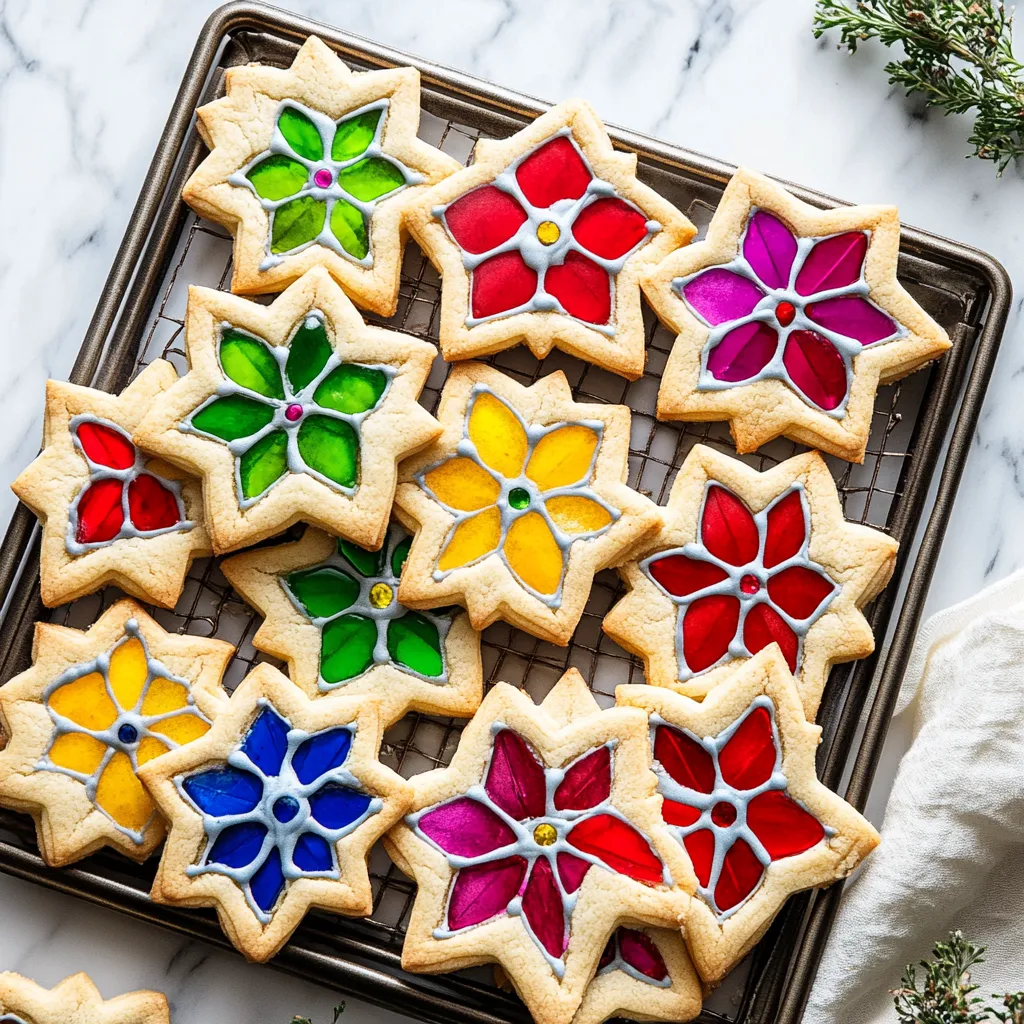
[805,566,1024,1023]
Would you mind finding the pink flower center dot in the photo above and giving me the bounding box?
[313,168,333,189]
[776,301,796,327]
[285,403,304,422]
[740,574,760,595]
[711,801,737,827]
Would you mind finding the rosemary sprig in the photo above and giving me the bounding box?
[891,931,1023,1024]
[813,1,1024,172]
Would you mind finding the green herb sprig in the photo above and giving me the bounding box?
[290,1002,346,1024]
[891,931,1023,1024]
[813,1,1024,173]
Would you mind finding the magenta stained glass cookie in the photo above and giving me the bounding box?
[643,167,951,462]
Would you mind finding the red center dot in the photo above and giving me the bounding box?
[711,801,737,827]
[285,403,304,422]
[740,573,760,594]
[776,301,796,327]
[313,168,333,189]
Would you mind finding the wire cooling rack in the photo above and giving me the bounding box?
[0,8,1010,1024]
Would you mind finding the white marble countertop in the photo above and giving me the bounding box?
[1,1,1021,1021]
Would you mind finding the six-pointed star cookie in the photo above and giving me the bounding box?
[133,267,440,553]
[139,663,412,963]
[11,360,211,608]
[0,972,169,1024]
[406,99,695,378]
[384,669,693,1024]
[0,599,232,866]
[603,444,897,720]
[221,519,483,726]
[393,363,661,644]
[618,645,880,984]
[182,34,460,313]
[643,167,951,462]
[570,926,702,1024]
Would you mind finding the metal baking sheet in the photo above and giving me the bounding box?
[0,5,1010,1024]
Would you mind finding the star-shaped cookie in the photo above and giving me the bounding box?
[406,99,695,378]
[394,363,661,645]
[571,926,702,1024]
[643,167,951,462]
[385,669,693,1024]
[133,267,440,553]
[139,663,411,962]
[603,444,898,720]
[0,599,232,865]
[221,520,483,727]
[182,34,459,313]
[618,645,880,984]
[0,972,168,1024]
[11,360,211,608]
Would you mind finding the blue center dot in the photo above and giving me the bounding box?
[273,796,300,823]
[117,723,138,745]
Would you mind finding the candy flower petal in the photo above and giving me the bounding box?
[683,269,765,327]
[445,185,527,254]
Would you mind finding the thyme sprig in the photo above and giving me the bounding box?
[813,1,1024,172]
[290,1003,346,1024]
[892,932,1023,1024]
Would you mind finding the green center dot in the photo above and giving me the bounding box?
[508,487,531,510]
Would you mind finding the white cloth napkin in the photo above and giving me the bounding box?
[804,566,1024,1023]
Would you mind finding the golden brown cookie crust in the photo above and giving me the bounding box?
[0,972,169,1024]
[139,663,412,963]
[11,361,211,609]
[603,444,897,720]
[221,518,483,726]
[386,669,694,1024]
[0,599,232,866]
[394,362,662,645]
[406,98,695,378]
[133,267,440,554]
[643,167,951,462]
[618,646,880,984]
[183,35,460,313]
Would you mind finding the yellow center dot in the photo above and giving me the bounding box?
[537,221,560,245]
[369,583,394,609]
[533,823,558,846]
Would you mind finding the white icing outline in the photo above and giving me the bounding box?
[66,414,192,556]
[674,208,907,418]
[596,927,672,988]
[415,385,619,610]
[641,481,839,681]
[409,723,671,978]
[229,99,424,271]
[38,618,212,846]
[179,311,395,508]
[435,127,661,334]
[175,696,383,925]
[650,698,833,921]
[281,525,455,691]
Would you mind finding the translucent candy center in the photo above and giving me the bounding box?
[117,723,138,745]
[776,301,796,327]
[285,403,304,422]
[273,796,301,823]
[369,582,394,609]
[533,822,558,846]
[508,487,531,510]
[536,220,560,245]
[740,573,761,595]
[711,801,737,827]
[313,168,333,189]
